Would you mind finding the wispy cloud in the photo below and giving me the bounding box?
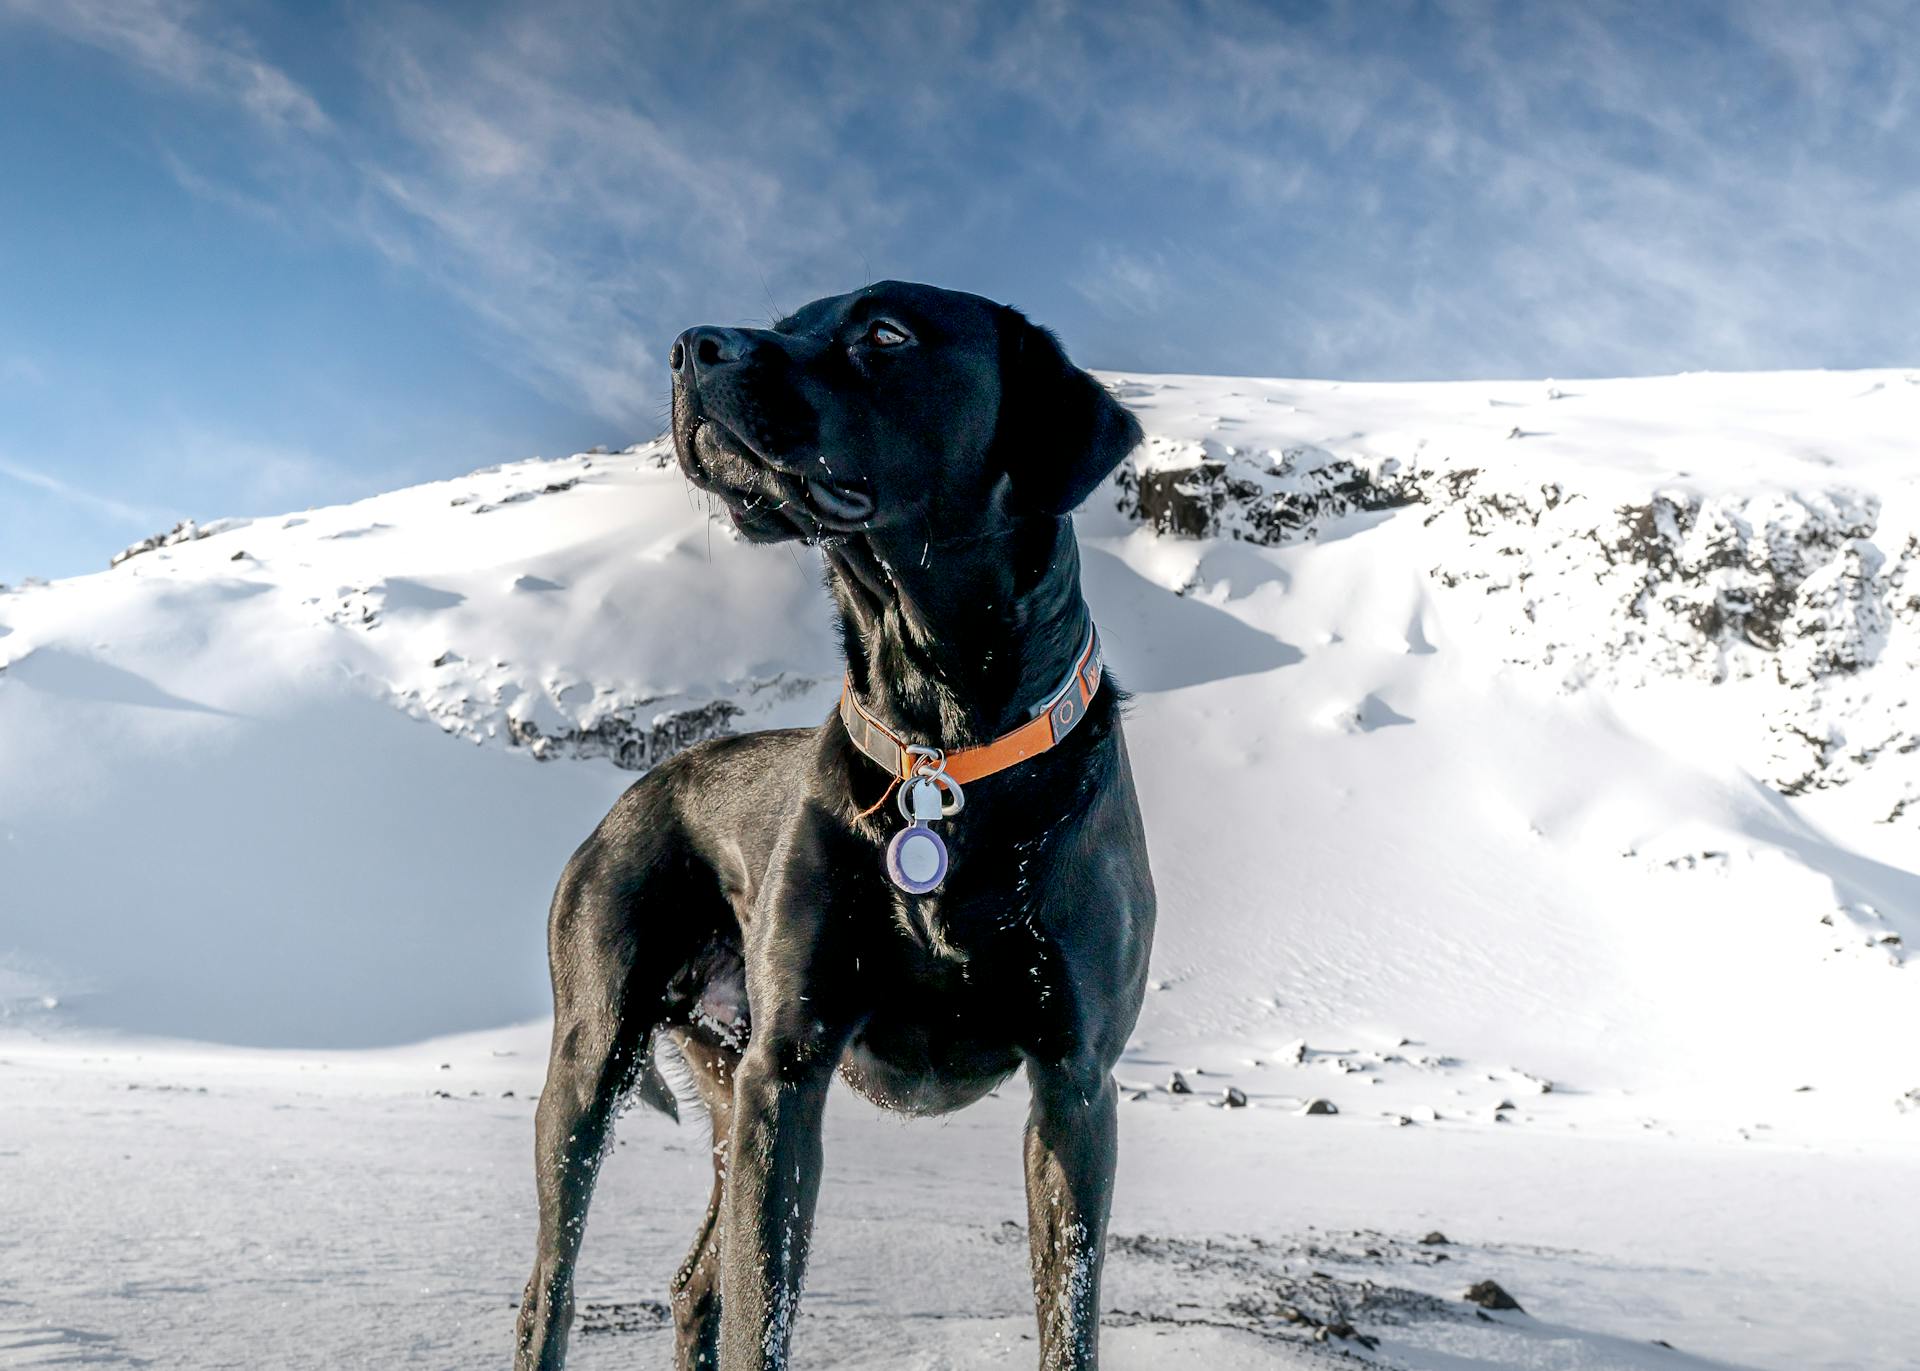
[0,0,326,132]
[0,455,160,526]
[1073,245,1176,319]
[340,3,892,423]
[158,428,378,513]
[4,0,1916,411]
[157,147,288,224]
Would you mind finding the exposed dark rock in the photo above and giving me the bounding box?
[1105,1230,1456,1351]
[1592,491,1889,688]
[1422,476,1914,795]
[1300,1098,1338,1116]
[1421,1231,1450,1245]
[1463,1280,1523,1311]
[1222,1085,1248,1108]
[1126,462,1251,538]
[1115,442,1427,545]
[577,1300,671,1334]
[111,519,224,568]
[509,698,743,772]
[1167,1071,1192,1095]
[1117,444,1905,802]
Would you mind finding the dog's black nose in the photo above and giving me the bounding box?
[671,326,750,378]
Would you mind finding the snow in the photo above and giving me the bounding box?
[2,370,1917,1368]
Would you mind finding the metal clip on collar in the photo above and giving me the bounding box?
[898,745,964,821]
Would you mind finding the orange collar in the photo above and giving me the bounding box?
[838,623,1103,787]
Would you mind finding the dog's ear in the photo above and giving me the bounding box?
[994,307,1143,517]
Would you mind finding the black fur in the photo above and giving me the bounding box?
[515,281,1155,1370]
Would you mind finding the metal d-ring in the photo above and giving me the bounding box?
[899,746,965,820]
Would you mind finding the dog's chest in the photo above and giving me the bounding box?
[854,889,1083,1064]
[876,824,1061,953]
[839,968,1033,1115]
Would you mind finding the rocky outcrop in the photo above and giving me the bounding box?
[1426,480,1918,795]
[1462,1280,1524,1312]
[1114,436,1427,543]
[110,518,250,568]
[1117,444,1919,801]
[506,698,743,771]
[1576,488,1888,686]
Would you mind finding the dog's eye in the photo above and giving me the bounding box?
[866,320,910,348]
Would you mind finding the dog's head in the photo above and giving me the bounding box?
[669,281,1141,544]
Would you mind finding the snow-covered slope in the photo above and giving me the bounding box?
[3,369,1917,1369]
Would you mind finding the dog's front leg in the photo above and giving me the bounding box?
[716,1024,844,1368]
[1023,1058,1119,1370]
[717,816,856,1370]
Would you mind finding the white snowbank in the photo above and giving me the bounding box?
[2,368,1916,1367]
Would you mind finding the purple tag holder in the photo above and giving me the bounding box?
[886,823,949,895]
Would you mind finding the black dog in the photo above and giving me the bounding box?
[514,281,1156,1370]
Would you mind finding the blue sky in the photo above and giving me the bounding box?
[2,0,1916,583]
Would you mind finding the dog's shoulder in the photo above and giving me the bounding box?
[666,725,819,781]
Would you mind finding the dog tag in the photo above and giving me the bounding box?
[886,822,949,895]
[905,776,946,823]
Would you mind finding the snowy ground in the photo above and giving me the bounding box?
[9,1029,1915,1371]
[2,368,1916,1368]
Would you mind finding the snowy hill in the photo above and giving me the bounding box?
[3,369,1917,1369]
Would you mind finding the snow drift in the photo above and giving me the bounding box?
[5,368,1912,1117]
[3,367,1917,1368]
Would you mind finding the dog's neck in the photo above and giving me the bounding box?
[824,516,1090,749]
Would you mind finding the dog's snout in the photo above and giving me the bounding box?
[672,326,750,379]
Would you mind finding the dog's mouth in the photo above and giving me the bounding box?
[681,414,875,537]
[802,475,873,524]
